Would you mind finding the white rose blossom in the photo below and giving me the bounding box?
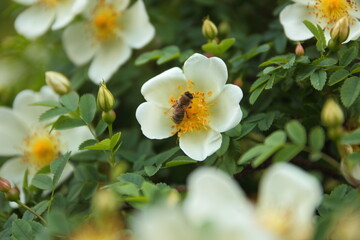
[62,0,155,84]
[13,0,87,39]
[0,86,92,204]
[280,0,360,42]
[135,53,243,161]
[133,163,323,240]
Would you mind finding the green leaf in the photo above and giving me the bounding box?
[296,64,317,82]
[110,132,121,151]
[233,43,271,62]
[53,116,85,130]
[216,135,230,156]
[249,84,265,105]
[340,76,360,107]
[119,173,145,187]
[264,130,286,146]
[23,200,49,221]
[309,126,325,151]
[310,70,327,90]
[156,46,180,64]
[238,145,268,164]
[273,144,303,162]
[60,92,79,111]
[50,152,71,186]
[285,120,307,146]
[202,38,235,56]
[328,69,349,86]
[135,50,162,65]
[12,219,33,240]
[147,147,180,166]
[164,159,198,168]
[79,94,96,124]
[250,75,269,92]
[95,120,107,136]
[144,165,161,177]
[348,152,360,162]
[31,174,53,190]
[314,58,337,67]
[341,128,360,145]
[39,107,70,121]
[252,145,282,167]
[85,138,111,151]
[303,20,326,52]
[339,46,358,66]
[31,100,62,108]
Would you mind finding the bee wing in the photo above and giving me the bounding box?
[165,106,175,118]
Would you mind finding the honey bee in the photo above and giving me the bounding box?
[171,91,193,124]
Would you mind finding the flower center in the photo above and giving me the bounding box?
[39,0,61,7]
[22,130,60,169]
[167,81,215,137]
[260,210,291,237]
[91,1,120,41]
[311,0,357,27]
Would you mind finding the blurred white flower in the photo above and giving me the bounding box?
[280,0,360,42]
[13,0,87,39]
[133,163,322,240]
[0,86,92,204]
[62,0,155,84]
[136,53,243,161]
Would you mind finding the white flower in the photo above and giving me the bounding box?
[0,86,92,204]
[136,53,243,161]
[62,0,155,84]
[279,0,360,43]
[133,163,322,240]
[13,0,87,39]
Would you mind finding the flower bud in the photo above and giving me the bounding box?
[92,189,120,216]
[102,110,116,124]
[97,82,114,112]
[5,187,20,201]
[0,177,11,192]
[328,38,341,52]
[295,43,304,56]
[202,18,218,40]
[330,16,350,44]
[45,71,71,95]
[321,98,344,127]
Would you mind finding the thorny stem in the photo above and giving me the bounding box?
[16,201,47,224]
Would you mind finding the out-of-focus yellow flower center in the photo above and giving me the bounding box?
[167,81,216,137]
[260,210,291,236]
[91,1,121,41]
[39,0,61,7]
[310,0,357,27]
[70,221,123,240]
[23,131,60,168]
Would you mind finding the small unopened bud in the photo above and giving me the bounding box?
[97,82,114,112]
[0,177,11,192]
[5,187,20,201]
[102,110,116,124]
[202,18,218,40]
[321,98,344,127]
[330,16,350,44]
[45,71,71,95]
[92,189,120,216]
[295,43,305,56]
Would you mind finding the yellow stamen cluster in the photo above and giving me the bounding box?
[168,81,215,137]
[91,1,121,41]
[260,210,291,237]
[39,0,61,7]
[22,130,60,169]
[309,0,357,28]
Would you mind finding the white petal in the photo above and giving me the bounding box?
[120,0,155,49]
[0,108,28,156]
[345,20,360,42]
[279,3,317,41]
[179,129,222,161]
[209,85,243,133]
[141,67,187,108]
[112,0,130,12]
[184,167,276,240]
[183,53,228,102]
[51,0,86,30]
[136,102,174,139]
[13,88,57,127]
[15,5,55,39]
[133,206,194,240]
[0,157,29,189]
[257,163,322,239]
[57,126,93,154]
[88,38,131,84]
[12,0,37,5]
[62,22,99,65]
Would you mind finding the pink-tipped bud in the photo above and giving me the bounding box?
[5,187,20,202]
[295,43,305,56]
[0,177,11,192]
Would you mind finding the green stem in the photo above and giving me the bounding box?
[303,146,340,169]
[16,201,47,224]
[108,124,113,138]
[0,213,9,219]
